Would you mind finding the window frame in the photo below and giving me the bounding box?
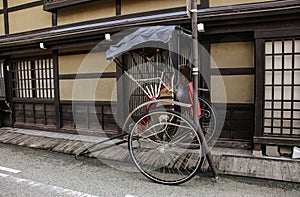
[255,28,300,141]
[11,57,54,100]
[263,38,300,136]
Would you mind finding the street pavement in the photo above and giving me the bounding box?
[0,143,299,197]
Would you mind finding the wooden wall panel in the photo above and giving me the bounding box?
[0,14,4,35]
[209,0,274,7]
[217,104,254,142]
[7,0,37,8]
[60,78,117,101]
[13,102,56,128]
[8,6,52,34]
[61,102,118,133]
[211,42,254,68]
[121,0,185,15]
[57,0,115,26]
[59,53,116,75]
[211,75,254,103]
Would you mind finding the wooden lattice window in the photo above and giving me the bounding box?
[264,38,300,136]
[11,58,54,99]
[0,61,5,98]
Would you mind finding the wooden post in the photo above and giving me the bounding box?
[53,50,61,129]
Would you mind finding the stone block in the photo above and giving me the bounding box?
[265,145,280,157]
[252,150,263,157]
[279,146,292,157]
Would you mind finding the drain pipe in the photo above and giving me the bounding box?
[190,0,218,178]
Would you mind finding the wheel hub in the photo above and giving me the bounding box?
[158,143,169,153]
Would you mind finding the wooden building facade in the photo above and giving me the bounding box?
[0,0,299,152]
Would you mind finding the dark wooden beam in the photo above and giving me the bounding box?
[3,0,8,35]
[211,68,255,75]
[12,98,55,104]
[255,27,300,39]
[7,1,42,12]
[0,1,299,50]
[202,32,253,43]
[254,38,264,138]
[116,0,121,15]
[43,0,94,12]
[59,72,117,80]
[254,136,300,146]
[52,11,57,27]
[53,50,61,129]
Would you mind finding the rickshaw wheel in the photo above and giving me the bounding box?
[128,109,203,185]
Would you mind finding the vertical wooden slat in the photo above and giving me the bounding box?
[23,62,27,98]
[17,62,20,98]
[44,103,47,125]
[26,61,30,98]
[15,63,19,98]
[44,59,46,98]
[53,50,61,129]
[41,59,45,98]
[49,58,53,98]
[31,60,37,98]
[36,60,40,98]
[280,40,284,135]
[116,0,121,15]
[20,62,24,98]
[52,11,57,27]
[47,58,50,98]
[38,59,42,98]
[271,40,275,134]
[290,39,295,134]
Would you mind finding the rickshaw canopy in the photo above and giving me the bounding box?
[105,26,177,60]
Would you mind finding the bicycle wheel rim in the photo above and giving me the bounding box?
[128,109,203,185]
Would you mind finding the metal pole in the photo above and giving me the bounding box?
[191,0,218,178]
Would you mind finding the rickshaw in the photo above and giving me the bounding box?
[77,0,218,185]
[77,24,219,185]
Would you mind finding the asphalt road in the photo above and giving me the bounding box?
[0,143,299,197]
